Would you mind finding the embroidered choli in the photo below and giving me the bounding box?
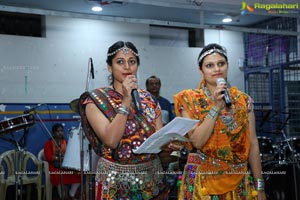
[84,87,161,164]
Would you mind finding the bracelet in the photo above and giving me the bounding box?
[255,178,265,191]
[117,105,130,115]
[206,106,220,120]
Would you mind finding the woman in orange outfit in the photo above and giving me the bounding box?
[174,43,266,200]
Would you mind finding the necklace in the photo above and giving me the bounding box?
[202,82,214,101]
[220,109,237,131]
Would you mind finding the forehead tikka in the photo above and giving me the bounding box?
[198,48,227,64]
[107,43,139,57]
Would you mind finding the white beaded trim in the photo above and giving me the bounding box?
[198,48,227,64]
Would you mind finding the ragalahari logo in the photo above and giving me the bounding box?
[241,2,299,14]
[240,1,254,15]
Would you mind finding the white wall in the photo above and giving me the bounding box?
[0,15,244,103]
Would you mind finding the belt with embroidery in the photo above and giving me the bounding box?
[95,157,164,190]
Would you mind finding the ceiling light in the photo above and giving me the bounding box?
[222,17,232,23]
[92,6,103,12]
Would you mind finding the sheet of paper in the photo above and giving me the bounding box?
[133,117,199,154]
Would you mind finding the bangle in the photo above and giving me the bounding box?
[206,106,220,120]
[117,104,130,115]
[255,178,265,191]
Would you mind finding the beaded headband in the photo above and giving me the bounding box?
[198,47,227,65]
[107,42,139,57]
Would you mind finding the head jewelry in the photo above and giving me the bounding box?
[107,41,139,57]
[198,47,227,65]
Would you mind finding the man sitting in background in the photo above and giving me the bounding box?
[146,75,174,125]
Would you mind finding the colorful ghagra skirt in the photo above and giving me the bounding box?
[178,152,258,200]
[95,157,170,200]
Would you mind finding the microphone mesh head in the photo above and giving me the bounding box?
[216,78,226,85]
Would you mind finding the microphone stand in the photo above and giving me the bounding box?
[18,127,30,200]
[34,111,65,199]
[79,124,85,200]
[11,133,23,200]
[78,57,94,200]
[88,144,94,200]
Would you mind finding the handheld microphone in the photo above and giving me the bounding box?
[90,58,95,79]
[24,103,46,114]
[131,89,142,113]
[216,78,232,107]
